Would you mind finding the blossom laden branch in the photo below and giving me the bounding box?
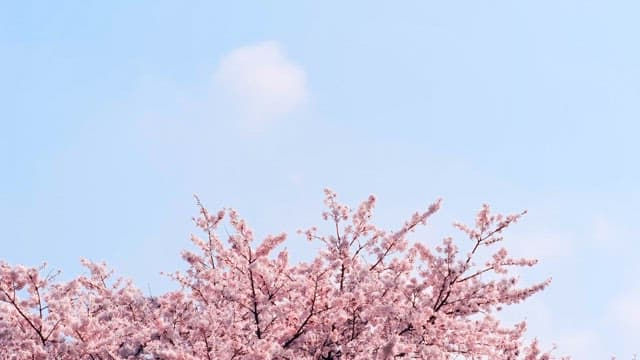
[0,189,570,359]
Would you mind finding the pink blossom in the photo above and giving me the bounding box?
[0,190,573,359]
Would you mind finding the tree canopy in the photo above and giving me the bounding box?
[0,190,563,359]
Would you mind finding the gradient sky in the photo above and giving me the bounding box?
[1,1,639,358]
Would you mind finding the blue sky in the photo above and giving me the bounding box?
[1,1,639,357]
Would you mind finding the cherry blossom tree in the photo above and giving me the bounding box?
[0,189,566,359]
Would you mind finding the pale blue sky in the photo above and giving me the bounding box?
[1,1,639,357]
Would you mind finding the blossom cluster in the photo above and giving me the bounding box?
[0,190,565,359]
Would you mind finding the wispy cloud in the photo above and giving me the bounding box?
[511,230,574,259]
[498,298,608,358]
[608,290,640,345]
[556,330,606,359]
[214,41,308,127]
[136,40,310,171]
[591,215,631,254]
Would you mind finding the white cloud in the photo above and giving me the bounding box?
[214,41,308,126]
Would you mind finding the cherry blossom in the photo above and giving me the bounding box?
[0,190,569,359]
